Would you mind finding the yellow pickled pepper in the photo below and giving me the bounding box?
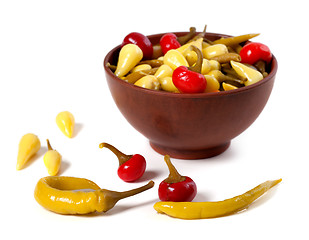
[154,64,173,80]
[114,44,143,78]
[43,139,62,176]
[230,60,263,86]
[134,75,160,90]
[203,44,228,59]
[16,133,41,170]
[177,38,203,65]
[154,179,282,219]
[56,111,75,138]
[163,49,189,70]
[222,82,238,91]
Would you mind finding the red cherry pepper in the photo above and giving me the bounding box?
[99,142,146,182]
[160,33,181,55]
[122,32,153,59]
[158,155,197,202]
[172,66,206,93]
[239,42,272,65]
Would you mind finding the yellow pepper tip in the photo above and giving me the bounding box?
[56,111,75,138]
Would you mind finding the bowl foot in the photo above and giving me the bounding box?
[150,141,231,160]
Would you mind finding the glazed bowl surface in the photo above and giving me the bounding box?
[103,32,278,159]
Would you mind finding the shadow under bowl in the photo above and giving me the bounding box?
[103,32,278,159]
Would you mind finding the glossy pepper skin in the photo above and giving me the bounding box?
[43,139,61,176]
[239,42,272,65]
[122,32,153,59]
[172,66,206,93]
[16,133,41,170]
[114,44,143,78]
[230,60,263,86]
[56,111,75,138]
[158,155,197,202]
[160,33,181,55]
[99,142,146,182]
[154,179,282,219]
[34,176,154,215]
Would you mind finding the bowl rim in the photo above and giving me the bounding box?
[103,31,278,99]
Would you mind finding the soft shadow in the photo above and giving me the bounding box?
[73,123,83,138]
[78,198,157,218]
[58,159,71,175]
[194,143,238,162]
[193,192,213,202]
[135,170,161,183]
[105,198,157,216]
[21,146,47,169]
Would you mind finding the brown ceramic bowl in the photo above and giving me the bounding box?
[103,32,278,159]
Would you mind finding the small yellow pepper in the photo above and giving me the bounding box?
[222,82,238,91]
[159,76,179,93]
[154,64,173,80]
[230,60,263,86]
[154,178,282,220]
[134,75,161,90]
[163,49,189,70]
[34,176,154,215]
[114,44,143,78]
[208,60,221,71]
[204,75,220,93]
[131,64,152,73]
[16,133,41,170]
[56,111,75,138]
[177,38,203,66]
[43,139,62,176]
[201,59,212,75]
[203,44,228,59]
[177,38,203,55]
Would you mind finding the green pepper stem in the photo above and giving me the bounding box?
[46,139,53,151]
[100,181,155,212]
[99,142,132,166]
[177,27,197,45]
[190,25,207,42]
[188,45,203,74]
[163,155,186,184]
[108,180,154,200]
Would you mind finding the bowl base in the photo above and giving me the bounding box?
[150,141,231,160]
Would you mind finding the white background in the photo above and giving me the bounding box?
[1,0,308,239]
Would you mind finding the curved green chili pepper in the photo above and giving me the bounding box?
[177,27,197,45]
[188,45,203,74]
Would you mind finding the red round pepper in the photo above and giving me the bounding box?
[122,32,153,59]
[158,155,197,202]
[160,33,181,55]
[99,142,146,182]
[239,42,272,65]
[172,66,207,93]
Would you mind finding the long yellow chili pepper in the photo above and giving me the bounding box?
[16,133,41,170]
[154,178,281,219]
[34,176,154,215]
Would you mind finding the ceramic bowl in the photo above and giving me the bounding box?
[103,32,278,159]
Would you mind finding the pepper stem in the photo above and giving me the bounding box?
[188,45,203,74]
[177,27,197,45]
[99,142,132,166]
[163,155,186,184]
[100,181,155,212]
[46,139,53,151]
